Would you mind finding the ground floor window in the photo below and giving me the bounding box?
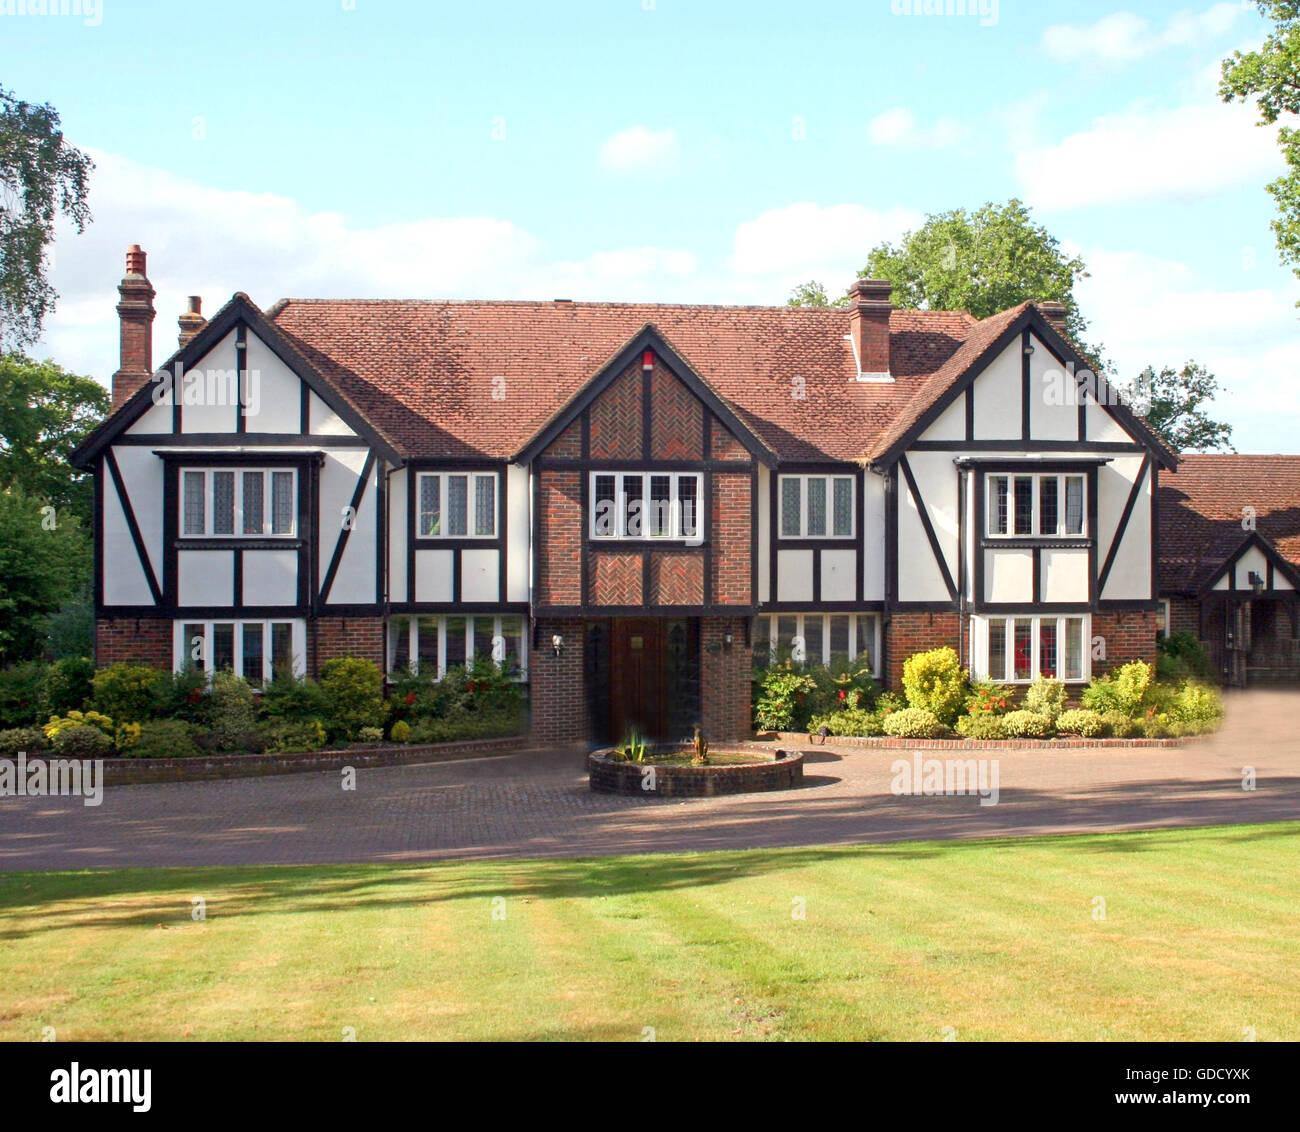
[174,619,305,684]
[1157,599,1171,640]
[972,614,1088,683]
[387,614,527,679]
[752,612,880,673]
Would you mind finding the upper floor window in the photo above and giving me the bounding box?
[590,471,701,540]
[987,472,1085,538]
[181,467,296,538]
[779,474,854,539]
[417,471,497,538]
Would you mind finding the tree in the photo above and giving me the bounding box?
[1125,362,1235,453]
[787,280,848,308]
[0,353,108,527]
[861,199,1096,351]
[1220,2,1300,282]
[0,488,91,665]
[0,86,94,350]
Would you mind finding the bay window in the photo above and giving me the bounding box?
[175,619,303,684]
[387,614,528,679]
[417,472,498,538]
[753,612,879,673]
[977,615,1088,683]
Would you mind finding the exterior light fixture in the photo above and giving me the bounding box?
[1248,571,1264,595]
[551,633,564,658]
[723,631,734,649]
[1023,342,1035,355]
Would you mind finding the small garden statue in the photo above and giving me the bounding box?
[692,724,709,766]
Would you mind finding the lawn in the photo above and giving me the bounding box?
[1,823,1296,1042]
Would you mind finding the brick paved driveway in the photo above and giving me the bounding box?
[2,689,1296,870]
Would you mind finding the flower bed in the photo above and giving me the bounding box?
[772,731,1191,751]
[589,745,804,796]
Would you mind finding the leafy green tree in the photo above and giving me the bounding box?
[1124,362,1235,453]
[0,353,108,528]
[0,86,94,350]
[787,280,848,308]
[0,488,91,664]
[861,199,1095,350]
[1220,2,1300,281]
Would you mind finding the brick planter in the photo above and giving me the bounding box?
[588,745,804,796]
[76,736,526,786]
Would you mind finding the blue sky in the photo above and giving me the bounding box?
[5,0,1298,449]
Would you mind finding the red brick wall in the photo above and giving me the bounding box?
[884,611,963,689]
[95,618,172,669]
[700,616,753,740]
[650,367,703,459]
[711,471,752,605]
[1090,610,1159,676]
[589,552,642,605]
[1168,598,1199,638]
[589,368,642,458]
[711,418,748,462]
[528,617,587,745]
[311,616,385,674]
[649,552,704,605]
[537,469,582,605]
[548,419,582,459]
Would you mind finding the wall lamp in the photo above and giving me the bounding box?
[1248,571,1264,595]
[551,633,564,658]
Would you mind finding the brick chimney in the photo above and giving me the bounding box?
[178,295,205,348]
[113,245,156,409]
[1038,300,1068,336]
[848,278,893,380]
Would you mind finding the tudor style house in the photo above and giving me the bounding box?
[74,247,1182,744]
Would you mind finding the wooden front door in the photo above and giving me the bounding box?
[610,618,666,741]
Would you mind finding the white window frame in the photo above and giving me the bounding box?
[1157,598,1171,640]
[986,472,1087,539]
[755,612,880,674]
[387,614,529,681]
[974,614,1090,684]
[588,471,703,541]
[172,619,305,682]
[416,471,499,539]
[777,474,856,540]
[180,466,297,539]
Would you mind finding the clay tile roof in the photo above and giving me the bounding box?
[1158,454,1300,591]
[267,299,976,462]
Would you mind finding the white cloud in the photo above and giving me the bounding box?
[1015,98,1281,209]
[1041,3,1244,65]
[867,106,967,149]
[730,202,922,286]
[597,126,679,174]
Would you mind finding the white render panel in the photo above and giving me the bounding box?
[757,465,771,603]
[897,467,950,602]
[243,333,302,433]
[126,394,172,433]
[507,463,529,602]
[389,467,408,602]
[906,451,960,589]
[1084,395,1131,443]
[986,548,1034,603]
[321,449,377,605]
[177,550,235,606]
[461,548,500,602]
[820,549,856,600]
[179,329,239,433]
[113,445,164,585]
[1099,457,1151,600]
[776,549,814,603]
[1028,333,1079,441]
[242,549,298,606]
[1041,547,1090,602]
[1213,545,1288,591]
[415,549,454,602]
[971,340,1022,440]
[309,390,354,436]
[920,394,965,441]
[102,473,153,605]
[863,472,885,601]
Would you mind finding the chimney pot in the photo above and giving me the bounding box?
[178,295,206,349]
[113,245,156,410]
[125,244,147,276]
[848,277,893,380]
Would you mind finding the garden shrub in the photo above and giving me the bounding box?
[258,668,332,724]
[1055,708,1105,738]
[128,719,202,759]
[207,671,257,751]
[92,663,169,724]
[44,709,114,741]
[876,691,907,716]
[0,661,49,728]
[1024,677,1067,722]
[808,707,883,737]
[805,660,881,718]
[1169,682,1222,729]
[901,647,968,726]
[1002,710,1053,739]
[357,726,384,743]
[1138,715,1173,739]
[407,707,525,744]
[259,719,328,753]
[1099,710,1137,738]
[1157,631,1214,682]
[389,719,411,744]
[964,680,1014,717]
[50,723,112,758]
[43,656,95,718]
[0,726,46,757]
[882,707,945,739]
[752,664,817,732]
[1081,661,1154,717]
[114,722,142,752]
[955,714,1007,740]
[154,666,211,725]
[319,657,385,740]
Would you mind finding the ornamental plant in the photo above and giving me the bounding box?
[965,680,1013,717]
[955,714,1007,740]
[319,657,385,740]
[44,709,113,741]
[882,707,945,739]
[808,707,883,737]
[1055,708,1105,738]
[753,664,817,732]
[1024,677,1067,722]
[91,663,168,724]
[1001,710,1053,739]
[901,647,968,726]
[1081,661,1154,717]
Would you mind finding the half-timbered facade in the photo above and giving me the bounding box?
[75,249,1184,744]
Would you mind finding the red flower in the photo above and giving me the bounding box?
[404,692,417,705]
[838,690,847,701]
[188,689,201,703]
